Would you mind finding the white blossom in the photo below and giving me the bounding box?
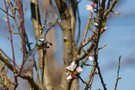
[66,61,77,71]
[76,66,83,73]
[94,22,98,26]
[88,55,94,62]
[85,4,94,12]
[104,27,107,30]
[66,75,72,80]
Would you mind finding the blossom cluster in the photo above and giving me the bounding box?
[66,61,83,80]
[85,2,95,12]
[66,56,95,80]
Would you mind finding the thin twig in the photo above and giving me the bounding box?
[93,31,107,90]
[84,65,96,90]
[114,56,121,90]
[4,0,17,73]
[4,1,18,89]
[93,8,107,90]
[78,75,87,85]
[78,12,93,54]
[103,0,118,19]
[0,7,14,18]
[77,28,106,61]
[107,0,111,10]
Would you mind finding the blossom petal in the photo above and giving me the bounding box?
[85,4,93,12]
[66,61,77,71]
[88,55,94,62]
[66,75,72,80]
[104,27,107,30]
[95,68,99,74]
[94,22,98,26]
[76,66,83,73]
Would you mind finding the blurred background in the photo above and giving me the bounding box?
[0,0,135,90]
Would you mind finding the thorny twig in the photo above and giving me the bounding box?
[114,56,121,90]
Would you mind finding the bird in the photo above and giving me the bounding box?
[21,2,58,73]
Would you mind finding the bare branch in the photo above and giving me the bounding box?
[114,56,122,90]
[3,1,18,89]
[103,0,118,19]
[78,75,87,85]
[20,75,41,90]
[0,53,17,73]
[78,12,93,55]
[84,65,96,90]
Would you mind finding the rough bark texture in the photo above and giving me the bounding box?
[56,0,77,90]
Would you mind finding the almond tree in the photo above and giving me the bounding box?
[0,0,120,90]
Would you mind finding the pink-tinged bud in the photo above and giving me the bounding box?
[91,3,95,8]
[85,4,94,12]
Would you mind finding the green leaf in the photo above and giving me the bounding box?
[88,25,93,31]
[89,21,93,25]
[102,21,106,27]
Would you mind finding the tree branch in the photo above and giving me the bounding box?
[114,56,121,90]
[103,0,118,19]
[4,1,18,89]
[78,12,93,55]
[30,0,42,88]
